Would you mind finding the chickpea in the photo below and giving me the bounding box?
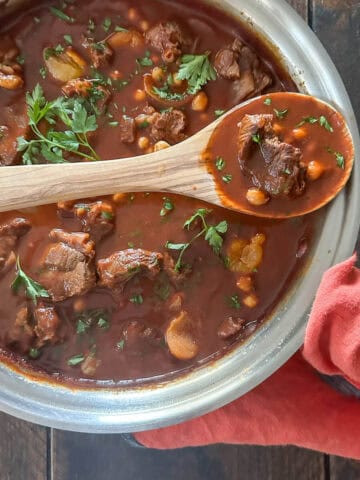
[191,91,209,112]
[138,136,150,150]
[127,7,138,20]
[307,160,324,181]
[140,20,150,31]
[154,140,170,151]
[134,89,146,102]
[236,276,253,293]
[172,73,185,87]
[151,66,165,83]
[246,188,269,206]
[272,123,283,135]
[292,127,307,140]
[243,294,259,308]
[112,193,127,203]
[73,298,86,313]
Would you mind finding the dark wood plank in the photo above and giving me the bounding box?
[311,0,360,123]
[0,413,48,480]
[52,433,326,480]
[330,457,360,479]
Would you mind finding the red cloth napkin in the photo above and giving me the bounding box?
[135,255,360,459]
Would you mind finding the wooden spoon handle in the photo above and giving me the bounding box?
[0,127,217,212]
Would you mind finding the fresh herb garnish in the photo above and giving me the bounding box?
[12,257,50,304]
[215,156,225,171]
[138,120,150,129]
[177,52,216,94]
[296,116,318,127]
[296,115,333,132]
[327,147,345,169]
[16,54,25,65]
[274,108,288,119]
[153,85,185,101]
[44,44,64,60]
[115,25,129,32]
[39,66,47,79]
[101,211,114,220]
[116,339,125,351]
[160,197,174,217]
[17,84,99,164]
[319,115,334,132]
[67,354,85,366]
[29,348,41,359]
[130,294,144,305]
[252,133,261,144]
[87,18,95,32]
[222,174,233,184]
[49,6,75,23]
[137,50,153,67]
[227,294,241,309]
[166,209,228,271]
[63,34,73,45]
[108,121,119,127]
[264,98,272,106]
[214,109,226,118]
[76,309,110,334]
[103,17,112,32]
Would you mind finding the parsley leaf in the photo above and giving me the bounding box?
[176,52,216,94]
[327,147,345,169]
[67,354,85,366]
[252,133,261,144]
[17,84,99,164]
[12,257,50,304]
[222,174,232,184]
[273,108,288,119]
[319,115,334,132]
[264,98,272,106]
[130,294,144,305]
[166,209,228,271]
[227,294,241,309]
[215,156,225,171]
[160,197,174,217]
[49,6,75,23]
[296,116,318,127]
[137,51,153,67]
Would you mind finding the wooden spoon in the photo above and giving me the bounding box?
[0,92,354,217]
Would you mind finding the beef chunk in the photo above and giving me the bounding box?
[40,230,96,301]
[217,316,245,340]
[149,109,187,144]
[97,248,163,290]
[33,305,60,347]
[238,114,306,197]
[145,21,191,63]
[215,38,272,102]
[0,218,31,271]
[0,104,29,166]
[0,34,23,90]
[62,81,111,112]
[82,38,113,68]
[237,114,273,159]
[119,115,136,144]
[7,306,34,353]
[58,201,114,241]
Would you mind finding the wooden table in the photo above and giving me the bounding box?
[1,1,360,479]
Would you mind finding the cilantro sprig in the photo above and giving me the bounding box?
[166,209,228,271]
[12,257,50,304]
[17,84,99,164]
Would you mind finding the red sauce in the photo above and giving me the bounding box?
[0,0,322,385]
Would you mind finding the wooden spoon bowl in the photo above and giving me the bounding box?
[0,92,354,217]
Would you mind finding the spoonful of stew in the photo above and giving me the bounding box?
[0,92,354,217]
